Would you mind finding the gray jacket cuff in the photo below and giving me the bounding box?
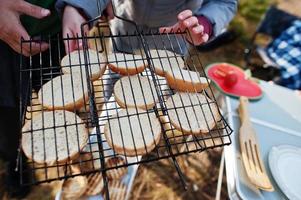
[195,0,238,37]
[56,0,110,20]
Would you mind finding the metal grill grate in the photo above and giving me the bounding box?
[18,3,232,199]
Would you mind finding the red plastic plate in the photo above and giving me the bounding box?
[206,63,263,100]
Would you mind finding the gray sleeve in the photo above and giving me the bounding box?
[55,0,110,19]
[195,0,238,36]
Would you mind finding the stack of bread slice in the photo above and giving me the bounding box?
[104,108,161,156]
[104,55,163,156]
[166,69,209,92]
[114,74,159,110]
[148,49,210,93]
[148,49,185,76]
[107,53,147,75]
[23,46,221,199]
[105,156,128,180]
[149,49,220,135]
[83,172,104,196]
[77,78,105,129]
[61,49,106,81]
[165,92,221,135]
[38,73,89,111]
[61,167,88,200]
[104,181,127,200]
[22,110,89,164]
[23,49,107,165]
[60,155,129,199]
[25,91,43,123]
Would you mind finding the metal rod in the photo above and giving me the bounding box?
[215,149,225,200]
[81,22,110,199]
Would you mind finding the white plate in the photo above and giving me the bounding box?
[269,145,301,200]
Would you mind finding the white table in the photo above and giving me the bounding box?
[220,81,301,199]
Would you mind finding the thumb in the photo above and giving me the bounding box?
[18,1,50,19]
[202,33,209,43]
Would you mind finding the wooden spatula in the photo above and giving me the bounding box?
[238,96,274,191]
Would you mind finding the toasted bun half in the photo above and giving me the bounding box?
[38,74,88,111]
[83,172,104,196]
[105,156,127,180]
[107,53,147,75]
[166,69,209,92]
[103,180,127,200]
[22,110,88,164]
[104,108,162,156]
[61,49,106,81]
[114,75,159,110]
[77,78,104,114]
[61,174,88,200]
[165,92,221,134]
[149,49,185,76]
[25,91,43,123]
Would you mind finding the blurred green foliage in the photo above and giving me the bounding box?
[229,0,276,43]
[239,0,273,22]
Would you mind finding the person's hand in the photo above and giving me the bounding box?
[159,10,209,45]
[62,5,90,53]
[0,0,50,56]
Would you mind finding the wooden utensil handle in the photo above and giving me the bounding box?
[238,96,251,124]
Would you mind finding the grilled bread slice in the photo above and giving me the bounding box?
[38,74,88,111]
[166,69,209,92]
[149,49,185,76]
[105,156,128,180]
[103,180,127,200]
[22,110,88,164]
[61,175,87,200]
[104,108,161,156]
[114,75,159,110]
[83,172,104,196]
[165,92,220,134]
[78,78,104,114]
[107,53,147,75]
[61,49,106,81]
[25,91,43,122]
